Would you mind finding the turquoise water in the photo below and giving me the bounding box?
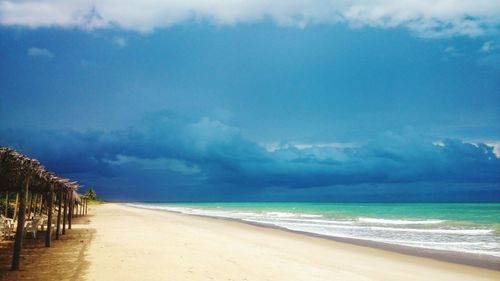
[157,202,500,224]
[129,202,500,257]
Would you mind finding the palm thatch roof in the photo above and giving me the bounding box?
[0,147,78,195]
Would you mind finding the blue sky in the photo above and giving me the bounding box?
[1,1,499,201]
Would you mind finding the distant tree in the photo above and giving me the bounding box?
[85,187,97,200]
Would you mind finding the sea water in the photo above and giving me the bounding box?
[127,202,500,258]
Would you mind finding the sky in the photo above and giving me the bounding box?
[0,0,499,202]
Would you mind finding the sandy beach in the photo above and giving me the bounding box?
[1,202,498,280]
[74,203,498,281]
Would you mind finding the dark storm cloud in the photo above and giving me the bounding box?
[1,115,498,196]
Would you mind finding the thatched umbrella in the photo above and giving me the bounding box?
[0,147,81,270]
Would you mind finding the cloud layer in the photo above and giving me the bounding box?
[27,47,54,59]
[1,114,498,196]
[1,0,500,37]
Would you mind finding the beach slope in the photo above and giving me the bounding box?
[85,204,499,281]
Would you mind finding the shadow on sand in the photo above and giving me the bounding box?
[0,216,95,281]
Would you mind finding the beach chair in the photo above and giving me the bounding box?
[35,216,45,231]
[25,218,41,239]
[0,220,5,238]
[34,216,57,236]
[1,215,15,239]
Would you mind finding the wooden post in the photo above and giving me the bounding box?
[11,177,30,271]
[32,194,36,216]
[62,191,68,234]
[4,192,8,216]
[33,194,38,216]
[55,190,62,240]
[39,195,44,216]
[27,193,34,219]
[68,191,73,230]
[12,193,19,221]
[85,198,88,215]
[33,193,38,216]
[45,185,54,247]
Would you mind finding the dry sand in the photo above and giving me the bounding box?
[82,203,499,281]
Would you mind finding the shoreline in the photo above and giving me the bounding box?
[83,203,500,280]
[126,203,500,271]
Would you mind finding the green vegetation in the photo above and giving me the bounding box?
[84,187,97,200]
[84,187,105,204]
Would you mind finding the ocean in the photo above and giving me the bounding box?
[127,202,500,258]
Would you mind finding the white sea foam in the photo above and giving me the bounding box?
[265,212,296,218]
[299,214,323,218]
[278,218,355,225]
[235,212,259,216]
[358,217,445,225]
[271,221,492,235]
[367,226,492,235]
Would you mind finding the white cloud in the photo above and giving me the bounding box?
[27,47,54,59]
[477,41,500,68]
[444,46,455,53]
[486,142,500,158]
[481,41,496,53]
[262,142,356,152]
[442,46,463,58]
[1,0,500,37]
[294,143,356,150]
[478,53,500,67]
[112,36,127,47]
[110,155,201,175]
